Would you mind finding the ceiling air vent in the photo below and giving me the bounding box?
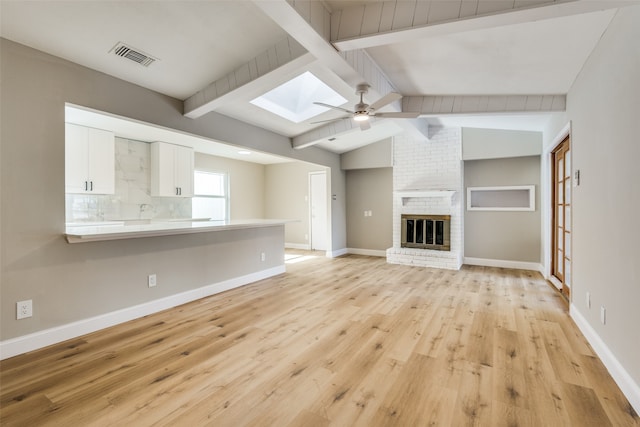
[110,42,156,67]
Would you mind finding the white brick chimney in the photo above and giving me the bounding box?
[387,127,463,270]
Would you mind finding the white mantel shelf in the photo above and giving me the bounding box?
[395,190,456,205]
[65,219,294,243]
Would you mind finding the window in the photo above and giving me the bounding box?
[192,171,228,221]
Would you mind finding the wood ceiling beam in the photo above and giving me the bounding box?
[403,94,566,115]
[331,0,636,51]
[183,36,313,119]
[254,0,430,148]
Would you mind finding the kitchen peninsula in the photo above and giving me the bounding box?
[65,218,293,243]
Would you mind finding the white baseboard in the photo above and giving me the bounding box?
[285,242,310,250]
[464,257,544,274]
[347,248,387,257]
[570,304,640,415]
[327,248,348,258]
[0,265,285,361]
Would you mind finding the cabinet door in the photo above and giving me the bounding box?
[87,127,115,194]
[151,142,176,196]
[151,142,193,197]
[174,145,194,197]
[65,123,90,193]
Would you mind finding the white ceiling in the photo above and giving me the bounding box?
[0,1,287,99]
[366,9,616,95]
[0,0,631,156]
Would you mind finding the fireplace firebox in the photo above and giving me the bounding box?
[401,214,450,251]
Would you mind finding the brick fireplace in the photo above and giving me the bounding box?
[386,127,463,270]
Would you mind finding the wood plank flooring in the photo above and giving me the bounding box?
[1,252,638,426]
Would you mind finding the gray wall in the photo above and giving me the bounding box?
[346,168,393,251]
[552,7,639,387]
[463,128,542,160]
[0,39,345,342]
[264,161,327,246]
[195,153,265,220]
[464,156,541,263]
[341,138,393,170]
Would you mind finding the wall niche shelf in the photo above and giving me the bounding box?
[466,185,535,211]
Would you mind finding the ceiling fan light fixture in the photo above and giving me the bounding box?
[353,112,369,122]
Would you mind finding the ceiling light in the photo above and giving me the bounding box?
[353,112,369,122]
[238,150,252,155]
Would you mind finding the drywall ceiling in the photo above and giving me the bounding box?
[365,9,616,95]
[0,1,287,100]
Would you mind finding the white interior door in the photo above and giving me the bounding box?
[309,171,327,251]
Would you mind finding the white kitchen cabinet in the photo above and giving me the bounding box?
[65,123,115,194]
[150,142,194,197]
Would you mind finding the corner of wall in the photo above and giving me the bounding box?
[570,304,640,414]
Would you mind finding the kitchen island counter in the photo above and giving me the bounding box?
[65,219,293,243]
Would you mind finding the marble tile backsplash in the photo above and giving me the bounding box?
[66,137,191,223]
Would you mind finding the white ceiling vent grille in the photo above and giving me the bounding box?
[110,42,156,67]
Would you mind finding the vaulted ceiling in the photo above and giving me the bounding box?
[1,0,636,154]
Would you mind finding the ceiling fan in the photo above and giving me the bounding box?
[311,84,419,130]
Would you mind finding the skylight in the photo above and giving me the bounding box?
[250,71,347,123]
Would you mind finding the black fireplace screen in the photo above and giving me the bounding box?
[401,214,450,251]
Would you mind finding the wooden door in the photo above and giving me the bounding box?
[551,136,571,297]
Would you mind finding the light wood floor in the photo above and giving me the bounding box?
[1,252,638,426]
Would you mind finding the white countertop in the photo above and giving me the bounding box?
[65,219,292,243]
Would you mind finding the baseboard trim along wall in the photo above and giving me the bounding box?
[285,242,310,250]
[463,257,544,275]
[328,248,349,258]
[347,248,387,257]
[0,265,286,360]
[570,304,640,414]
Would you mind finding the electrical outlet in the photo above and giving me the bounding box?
[148,274,157,288]
[586,292,591,308]
[600,306,606,325]
[16,300,33,320]
[261,252,266,262]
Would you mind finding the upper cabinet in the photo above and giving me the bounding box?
[150,142,194,197]
[65,123,115,194]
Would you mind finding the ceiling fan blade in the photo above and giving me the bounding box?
[368,92,402,111]
[309,116,350,125]
[374,112,420,119]
[313,102,353,114]
[359,120,371,131]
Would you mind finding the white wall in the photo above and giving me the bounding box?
[561,6,640,407]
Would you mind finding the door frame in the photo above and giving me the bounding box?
[308,170,329,253]
[542,122,572,296]
[551,136,571,297]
